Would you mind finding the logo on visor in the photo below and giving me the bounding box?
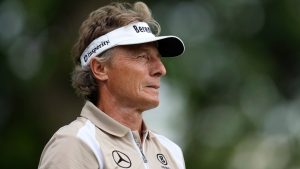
[133,25,152,33]
[112,150,132,168]
[83,40,110,63]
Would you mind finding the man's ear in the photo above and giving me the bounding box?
[90,58,109,81]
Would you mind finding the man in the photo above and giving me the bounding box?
[38,1,185,169]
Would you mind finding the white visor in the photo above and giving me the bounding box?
[80,22,185,67]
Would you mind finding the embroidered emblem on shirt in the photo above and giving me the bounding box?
[157,154,168,165]
[112,150,132,168]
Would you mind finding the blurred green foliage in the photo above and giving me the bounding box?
[1,0,300,169]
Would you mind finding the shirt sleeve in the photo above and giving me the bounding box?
[38,134,99,169]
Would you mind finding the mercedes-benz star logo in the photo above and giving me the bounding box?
[157,154,168,165]
[112,150,132,168]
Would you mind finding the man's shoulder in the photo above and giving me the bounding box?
[150,132,185,168]
[40,117,95,158]
[38,117,100,169]
[54,117,88,137]
[151,132,182,152]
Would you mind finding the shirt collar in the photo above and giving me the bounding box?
[80,101,151,139]
[80,101,130,137]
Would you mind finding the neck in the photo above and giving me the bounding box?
[97,88,144,133]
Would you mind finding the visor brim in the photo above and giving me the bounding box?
[117,35,185,57]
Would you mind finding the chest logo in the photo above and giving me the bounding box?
[112,150,132,168]
[157,154,168,165]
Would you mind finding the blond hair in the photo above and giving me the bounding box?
[71,1,161,103]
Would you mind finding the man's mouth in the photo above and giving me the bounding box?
[146,85,160,89]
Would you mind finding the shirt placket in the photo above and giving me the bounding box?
[130,131,148,169]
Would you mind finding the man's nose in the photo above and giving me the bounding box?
[151,57,167,77]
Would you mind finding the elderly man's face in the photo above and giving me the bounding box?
[105,42,166,111]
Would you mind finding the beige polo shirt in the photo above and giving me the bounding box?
[38,101,185,169]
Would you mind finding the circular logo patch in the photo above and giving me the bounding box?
[157,154,168,165]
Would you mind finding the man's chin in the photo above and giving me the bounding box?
[140,99,160,111]
[146,102,159,110]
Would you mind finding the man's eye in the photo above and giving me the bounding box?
[138,55,150,60]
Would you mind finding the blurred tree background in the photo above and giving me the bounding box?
[1,0,300,168]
